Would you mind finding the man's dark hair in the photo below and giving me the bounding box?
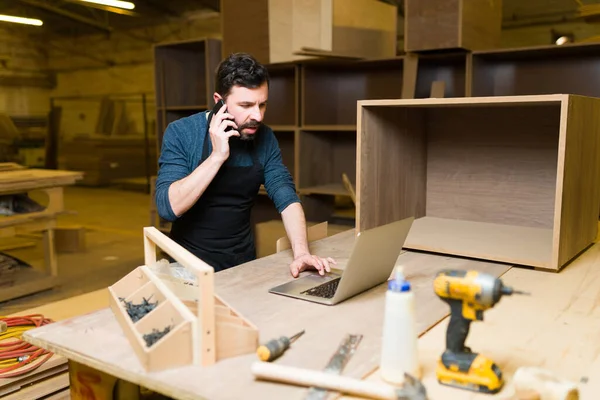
[215,53,270,99]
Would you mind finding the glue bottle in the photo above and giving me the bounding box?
[380,265,420,386]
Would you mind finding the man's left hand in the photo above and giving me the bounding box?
[290,254,337,278]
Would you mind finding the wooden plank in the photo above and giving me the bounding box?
[404,217,553,268]
[0,163,26,172]
[0,360,68,397]
[0,169,83,193]
[1,373,69,400]
[23,230,511,400]
[555,95,600,269]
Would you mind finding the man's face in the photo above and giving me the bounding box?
[216,82,268,141]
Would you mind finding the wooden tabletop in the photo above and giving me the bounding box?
[0,169,83,194]
[342,239,600,400]
[23,229,509,400]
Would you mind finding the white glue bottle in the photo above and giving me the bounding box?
[380,265,420,386]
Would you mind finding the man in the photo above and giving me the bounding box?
[155,52,335,276]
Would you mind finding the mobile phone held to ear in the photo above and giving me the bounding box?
[210,99,233,132]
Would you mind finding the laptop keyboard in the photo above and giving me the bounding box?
[300,277,341,299]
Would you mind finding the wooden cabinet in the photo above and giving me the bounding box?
[404,0,502,53]
[356,94,600,271]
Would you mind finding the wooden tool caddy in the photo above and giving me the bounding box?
[108,227,259,372]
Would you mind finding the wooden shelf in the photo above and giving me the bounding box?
[356,94,600,271]
[404,217,553,268]
[414,52,469,98]
[300,125,356,131]
[298,184,349,197]
[264,65,298,127]
[162,105,208,111]
[301,58,404,127]
[471,42,600,98]
[298,130,356,196]
[154,38,222,153]
[0,268,59,303]
[269,125,297,132]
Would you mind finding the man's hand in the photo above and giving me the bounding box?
[289,253,337,278]
[209,102,240,162]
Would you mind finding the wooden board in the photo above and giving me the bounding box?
[404,0,502,52]
[0,169,83,193]
[23,230,511,399]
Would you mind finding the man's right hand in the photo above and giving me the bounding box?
[209,102,240,162]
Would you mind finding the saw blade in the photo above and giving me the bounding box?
[304,334,363,400]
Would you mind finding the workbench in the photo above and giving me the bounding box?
[21,226,600,399]
[22,229,508,399]
[0,167,83,302]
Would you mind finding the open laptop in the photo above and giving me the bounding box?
[268,216,414,305]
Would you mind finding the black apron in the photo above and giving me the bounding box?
[169,118,264,272]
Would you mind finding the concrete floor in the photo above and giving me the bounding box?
[1,186,353,314]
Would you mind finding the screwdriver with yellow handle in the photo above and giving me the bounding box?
[256,330,305,362]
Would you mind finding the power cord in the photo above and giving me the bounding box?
[0,314,54,379]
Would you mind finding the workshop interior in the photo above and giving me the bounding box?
[1,0,599,399]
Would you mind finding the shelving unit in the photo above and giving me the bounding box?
[356,94,600,271]
[301,58,405,128]
[153,38,222,154]
[471,42,600,97]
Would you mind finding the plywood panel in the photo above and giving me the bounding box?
[472,44,600,98]
[221,0,270,64]
[405,0,502,52]
[357,107,427,232]
[292,0,332,53]
[302,59,404,126]
[405,0,461,51]
[425,105,560,229]
[556,95,600,268]
[298,130,356,189]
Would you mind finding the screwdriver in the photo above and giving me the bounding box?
[256,330,305,362]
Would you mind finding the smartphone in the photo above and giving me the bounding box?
[210,99,233,132]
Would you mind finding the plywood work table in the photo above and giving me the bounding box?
[23,229,510,400]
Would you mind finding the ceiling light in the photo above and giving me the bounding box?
[0,14,43,26]
[79,0,135,10]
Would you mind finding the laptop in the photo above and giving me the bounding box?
[268,216,414,305]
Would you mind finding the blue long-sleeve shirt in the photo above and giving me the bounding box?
[155,111,300,222]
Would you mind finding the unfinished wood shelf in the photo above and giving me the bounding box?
[298,129,356,196]
[154,37,222,153]
[301,58,405,127]
[108,227,259,372]
[356,94,600,271]
[471,42,600,98]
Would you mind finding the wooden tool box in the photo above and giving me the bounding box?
[108,227,259,372]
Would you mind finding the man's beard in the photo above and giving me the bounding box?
[238,121,261,141]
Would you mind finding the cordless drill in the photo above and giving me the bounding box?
[433,269,528,394]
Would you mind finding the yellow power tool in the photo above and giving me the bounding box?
[433,269,528,394]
